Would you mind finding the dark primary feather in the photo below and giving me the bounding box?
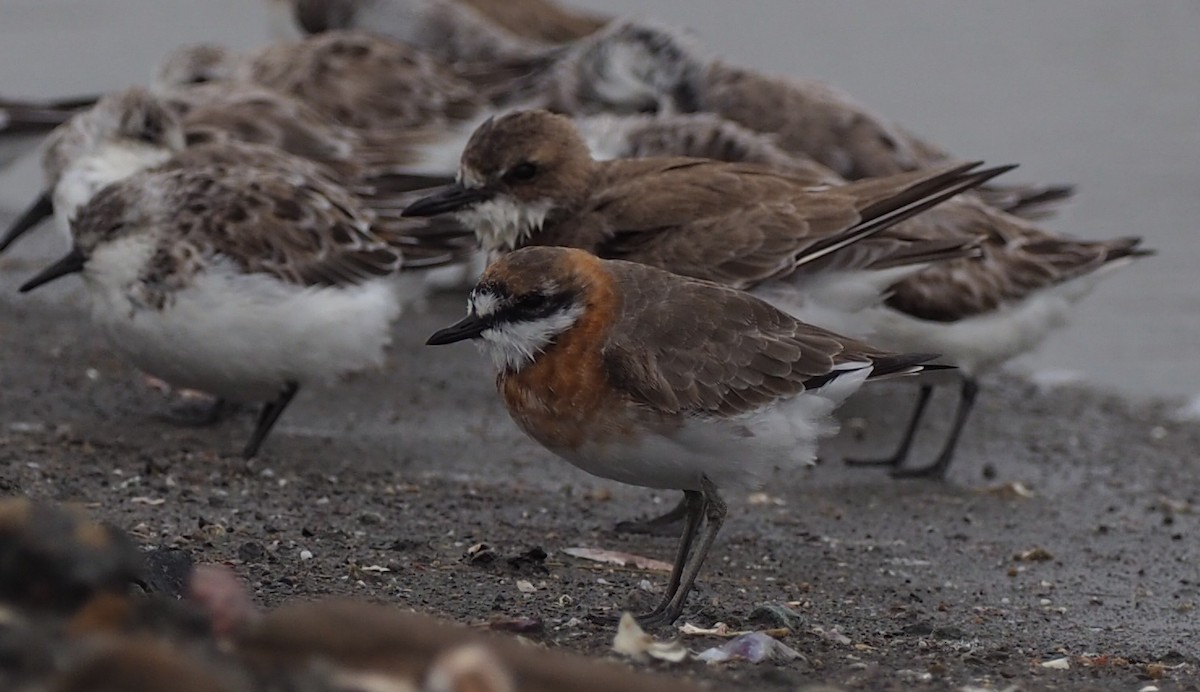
[599,259,934,418]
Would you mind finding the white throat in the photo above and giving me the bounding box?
[83,232,159,296]
[456,196,554,253]
[478,304,583,371]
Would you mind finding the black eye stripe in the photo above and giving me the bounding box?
[494,290,575,323]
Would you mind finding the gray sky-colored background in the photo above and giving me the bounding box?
[1,0,1196,402]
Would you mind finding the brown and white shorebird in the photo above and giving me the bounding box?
[425,246,949,626]
[402,110,1008,336]
[13,89,442,459]
[539,20,1075,220]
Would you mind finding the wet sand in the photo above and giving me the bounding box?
[1,2,1199,689]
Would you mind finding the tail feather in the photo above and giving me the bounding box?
[976,182,1076,220]
[804,352,951,390]
[867,352,950,380]
[1103,236,1154,262]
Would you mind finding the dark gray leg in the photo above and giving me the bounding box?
[845,384,934,468]
[891,378,978,480]
[613,493,689,535]
[637,477,726,628]
[242,382,299,459]
[637,490,705,623]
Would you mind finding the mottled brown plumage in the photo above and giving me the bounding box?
[74,161,403,293]
[156,32,486,132]
[161,83,435,180]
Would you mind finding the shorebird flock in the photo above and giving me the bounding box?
[0,0,1152,636]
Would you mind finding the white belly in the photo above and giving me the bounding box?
[552,377,867,492]
[863,272,1114,375]
[88,267,402,401]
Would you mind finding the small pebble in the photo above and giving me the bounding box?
[299,549,314,561]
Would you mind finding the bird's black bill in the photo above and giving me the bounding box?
[19,246,86,293]
[426,313,492,345]
[401,183,494,217]
[0,190,53,254]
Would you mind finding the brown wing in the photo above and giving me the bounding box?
[599,260,917,418]
[536,158,860,287]
[148,163,401,287]
[886,227,1151,322]
[542,159,993,289]
[244,31,484,130]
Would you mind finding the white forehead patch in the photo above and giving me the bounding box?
[470,290,500,317]
[458,166,485,188]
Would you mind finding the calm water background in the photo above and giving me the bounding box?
[1,0,1196,402]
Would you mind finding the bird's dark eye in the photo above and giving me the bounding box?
[136,115,163,144]
[506,162,538,182]
[521,292,549,311]
[187,75,210,85]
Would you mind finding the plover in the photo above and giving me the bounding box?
[426,246,948,625]
[541,20,1075,220]
[401,109,1007,335]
